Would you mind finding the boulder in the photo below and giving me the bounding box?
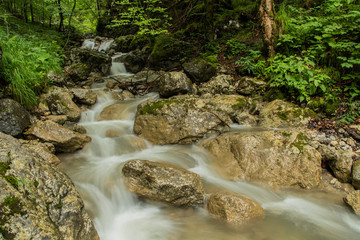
[24,120,91,153]
[317,144,353,183]
[0,99,30,136]
[198,75,235,95]
[134,98,231,145]
[183,58,216,83]
[198,129,322,189]
[236,77,267,96]
[20,140,60,165]
[207,192,265,225]
[344,190,360,216]
[70,88,97,105]
[122,50,146,73]
[159,72,193,98]
[97,101,137,121]
[42,86,82,122]
[0,132,99,239]
[352,160,360,189]
[259,99,317,128]
[122,159,205,206]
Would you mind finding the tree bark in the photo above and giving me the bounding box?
[57,0,64,31]
[259,0,277,57]
[30,0,34,22]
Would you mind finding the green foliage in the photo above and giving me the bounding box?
[235,49,264,75]
[226,38,247,57]
[0,12,63,108]
[112,0,171,36]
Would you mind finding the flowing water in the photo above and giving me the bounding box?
[59,47,360,240]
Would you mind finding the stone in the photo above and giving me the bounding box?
[159,72,193,98]
[70,88,97,105]
[20,140,60,165]
[134,98,231,145]
[122,50,146,73]
[259,99,317,128]
[236,77,267,96]
[198,74,235,95]
[317,144,353,183]
[352,160,360,189]
[97,101,137,121]
[207,192,265,225]
[47,71,65,86]
[46,115,68,125]
[198,129,322,189]
[183,58,216,83]
[122,160,205,206]
[0,99,31,137]
[344,190,360,216]
[43,86,82,122]
[0,132,99,239]
[24,120,91,153]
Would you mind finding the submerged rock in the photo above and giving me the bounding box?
[0,132,99,239]
[134,98,231,145]
[25,120,91,153]
[207,192,265,225]
[122,159,205,206]
[0,99,31,137]
[344,190,360,216]
[198,129,322,189]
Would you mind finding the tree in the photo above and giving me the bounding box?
[259,0,277,57]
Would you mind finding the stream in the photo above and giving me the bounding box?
[59,44,360,240]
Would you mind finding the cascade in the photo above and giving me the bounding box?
[82,39,95,50]
[60,54,360,240]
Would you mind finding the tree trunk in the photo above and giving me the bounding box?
[259,0,276,57]
[23,0,28,23]
[30,0,34,22]
[57,0,64,31]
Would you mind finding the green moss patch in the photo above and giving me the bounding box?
[140,99,180,116]
[0,196,27,239]
[231,98,249,110]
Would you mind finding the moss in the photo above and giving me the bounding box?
[231,98,249,110]
[277,108,316,121]
[264,88,286,102]
[307,97,325,112]
[5,175,18,190]
[0,162,10,176]
[55,202,62,209]
[0,196,27,239]
[282,132,292,138]
[325,101,340,115]
[34,181,39,188]
[277,110,289,121]
[139,99,180,116]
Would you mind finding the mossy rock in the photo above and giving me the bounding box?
[307,97,326,113]
[325,101,340,116]
[183,58,217,83]
[263,88,286,102]
[148,34,194,71]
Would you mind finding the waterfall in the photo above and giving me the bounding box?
[109,54,133,77]
[98,40,114,53]
[82,39,95,50]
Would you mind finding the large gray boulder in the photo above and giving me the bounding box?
[183,58,216,83]
[198,74,235,95]
[0,99,30,137]
[25,120,91,153]
[134,97,231,145]
[159,72,193,98]
[0,132,99,239]
[42,86,82,122]
[207,192,265,225]
[198,129,322,189]
[122,160,205,207]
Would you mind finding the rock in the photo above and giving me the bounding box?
[198,129,322,189]
[198,75,235,95]
[97,101,137,121]
[134,98,231,145]
[317,144,353,183]
[43,86,82,122]
[122,50,146,73]
[122,159,205,206]
[183,58,216,83]
[236,77,267,96]
[0,99,31,137]
[20,140,60,165]
[344,190,360,216]
[207,192,265,225]
[64,63,91,83]
[159,72,193,97]
[24,120,91,153]
[0,132,99,239]
[259,99,317,128]
[70,88,97,105]
[47,71,65,86]
[352,160,360,189]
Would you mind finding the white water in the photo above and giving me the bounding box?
[98,40,114,53]
[109,54,133,77]
[82,39,95,50]
[59,61,360,240]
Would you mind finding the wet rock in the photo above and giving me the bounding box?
[98,101,136,121]
[352,160,360,189]
[198,129,322,189]
[0,132,99,239]
[236,77,267,96]
[24,120,91,153]
[317,144,353,183]
[0,99,31,136]
[344,190,360,216]
[70,88,97,105]
[122,159,205,206]
[42,86,82,122]
[259,99,317,128]
[198,75,235,95]
[183,58,216,83]
[207,192,265,225]
[20,140,60,165]
[47,71,65,86]
[134,98,231,145]
[159,72,193,98]
[122,50,146,73]
[46,115,68,125]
